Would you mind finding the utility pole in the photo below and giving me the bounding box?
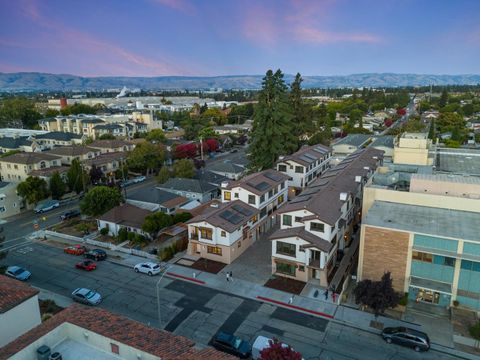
[200,136,204,161]
[156,265,171,327]
[121,157,127,198]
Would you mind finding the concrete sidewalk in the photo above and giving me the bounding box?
[43,233,478,360]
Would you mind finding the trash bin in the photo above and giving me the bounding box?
[49,352,63,360]
[36,345,51,360]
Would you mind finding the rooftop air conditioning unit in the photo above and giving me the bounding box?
[355,176,362,183]
[363,166,370,170]
[339,192,348,201]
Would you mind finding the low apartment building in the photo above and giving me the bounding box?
[0,182,23,219]
[89,139,135,154]
[45,146,101,165]
[221,170,290,236]
[82,152,127,177]
[271,148,383,290]
[0,152,62,183]
[187,200,259,264]
[358,172,480,311]
[35,132,84,149]
[276,144,331,196]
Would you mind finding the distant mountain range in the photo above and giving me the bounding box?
[1,72,480,92]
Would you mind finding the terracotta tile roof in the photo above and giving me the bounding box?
[97,203,151,229]
[0,275,39,314]
[0,304,235,360]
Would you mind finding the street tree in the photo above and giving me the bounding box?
[198,127,218,140]
[99,133,116,140]
[173,159,195,178]
[127,142,165,175]
[49,171,66,200]
[249,69,296,170]
[80,186,123,217]
[0,98,42,128]
[67,159,89,193]
[290,73,312,141]
[89,165,104,185]
[354,272,402,320]
[259,338,302,360]
[145,129,166,143]
[156,166,172,184]
[17,176,50,205]
[439,89,449,108]
[142,212,173,238]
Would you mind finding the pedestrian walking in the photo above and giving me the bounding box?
[324,288,329,300]
[226,272,230,282]
[229,271,233,282]
[288,295,294,304]
[332,292,337,303]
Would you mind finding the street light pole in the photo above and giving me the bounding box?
[156,265,171,327]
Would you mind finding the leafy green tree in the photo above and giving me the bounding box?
[141,212,173,238]
[173,159,195,178]
[80,186,122,217]
[198,127,217,139]
[249,69,296,170]
[156,166,172,184]
[60,103,97,115]
[49,172,66,200]
[45,109,60,117]
[16,176,50,205]
[99,133,116,140]
[349,109,363,128]
[89,165,104,184]
[126,142,165,175]
[145,129,166,143]
[200,108,227,125]
[290,73,312,141]
[469,321,480,349]
[439,89,449,108]
[354,272,402,319]
[428,119,436,140]
[0,98,42,128]
[172,212,192,224]
[67,159,89,193]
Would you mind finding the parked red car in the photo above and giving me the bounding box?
[75,260,97,271]
[64,245,87,256]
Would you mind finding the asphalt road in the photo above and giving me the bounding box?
[4,242,460,360]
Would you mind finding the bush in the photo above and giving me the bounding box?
[127,232,136,241]
[75,223,90,234]
[398,293,409,306]
[100,227,109,236]
[172,212,192,224]
[453,300,459,307]
[118,228,128,242]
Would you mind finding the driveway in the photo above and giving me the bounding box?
[222,226,278,285]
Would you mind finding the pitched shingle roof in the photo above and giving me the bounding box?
[46,146,98,156]
[97,203,151,229]
[0,152,61,164]
[0,304,235,360]
[208,160,246,175]
[159,178,217,194]
[333,134,371,147]
[269,227,333,252]
[277,144,331,166]
[0,136,32,150]
[187,200,259,233]
[82,151,127,167]
[224,169,290,196]
[278,148,383,225]
[128,187,188,208]
[35,132,83,141]
[0,275,39,314]
[90,139,133,149]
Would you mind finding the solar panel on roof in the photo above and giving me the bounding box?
[219,210,243,224]
[254,181,270,191]
[304,153,317,160]
[231,204,253,216]
[263,172,283,182]
[229,214,243,224]
[299,155,313,163]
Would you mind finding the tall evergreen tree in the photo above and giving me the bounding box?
[439,89,449,108]
[49,171,66,200]
[249,69,296,170]
[290,73,311,142]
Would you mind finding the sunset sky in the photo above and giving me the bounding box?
[0,0,479,77]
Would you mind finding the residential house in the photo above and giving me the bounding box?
[221,170,290,237]
[82,152,127,178]
[358,172,480,311]
[127,186,189,213]
[97,203,151,237]
[371,136,395,161]
[331,134,371,165]
[270,148,383,291]
[0,275,41,347]
[0,136,36,154]
[89,139,135,154]
[0,182,23,218]
[34,131,84,149]
[207,160,246,180]
[38,116,105,138]
[45,146,101,165]
[276,144,331,197]
[0,304,233,360]
[94,123,128,139]
[187,200,259,264]
[0,152,63,183]
[158,178,219,203]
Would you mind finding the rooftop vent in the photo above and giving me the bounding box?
[363,166,370,171]
[355,176,362,183]
[210,203,219,208]
[221,181,229,188]
[339,192,348,201]
[278,156,285,160]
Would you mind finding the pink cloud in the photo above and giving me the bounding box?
[294,26,381,44]
[151,0,195,15]
[242,6,279,45]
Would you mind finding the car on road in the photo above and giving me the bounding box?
[71,288,102,305]
[5,266,31,281]
[252,336,295,360]
[84,249,107,261]
[132,176,146,183]
[119,179,134,188]
[210,331,251,359]
[230,149,238,153]
[381,327,430,352]
[75,260,97,271]
[64,245,87,256]
[134,262,161,276]
[34,200,60,213]
[60,209,81,221]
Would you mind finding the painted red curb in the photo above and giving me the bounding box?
[256,296,334,319]
[166,272,206,284]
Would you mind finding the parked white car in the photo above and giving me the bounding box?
[133,176,146,183]
[134,262,162,276]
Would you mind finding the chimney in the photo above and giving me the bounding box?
[363,166,370,171]
[339,192,348,201]
[355,176,362,183]
[221,181,229,188]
